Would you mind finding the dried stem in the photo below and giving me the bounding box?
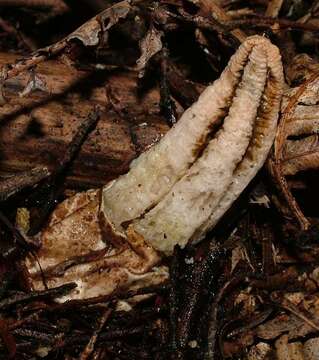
[80,307,113,360]
[228,16,319,32]
[168,246,181,352]
[0,283,76,310]
[0,167,49,202]
[27,109,101,236]
[265,0,284,18]
[177,244,223,349]
[195,0,246,42]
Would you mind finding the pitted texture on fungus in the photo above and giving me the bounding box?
[101,35,284,254]
[26,36,284,301]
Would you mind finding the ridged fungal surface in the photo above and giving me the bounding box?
[101,35,284,254]
[26,36,284,300]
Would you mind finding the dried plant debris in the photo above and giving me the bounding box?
[2,0,319,359]
[270,69,319,230]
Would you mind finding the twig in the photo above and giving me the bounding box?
[168,245,181,352]
[80,307,113,360]
[61,324,151,348]
[265,0,284,18]
[271,293,319,332]
[27,109,100,235]
[0,167,49,202]
[228,16,319,32]
[0,282,76,310]
[172,8,240,49]
[194,0,246,42]
[272,72,319,230]
[0,210,32,251]
[159,46,176,126]
[177,243,224,349]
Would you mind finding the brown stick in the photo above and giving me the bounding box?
[196,0,246,42]
[80,307,113,360]
[0,167,49,201]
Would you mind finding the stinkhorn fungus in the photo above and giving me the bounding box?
[26,35,284,301]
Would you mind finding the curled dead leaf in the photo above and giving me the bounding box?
[68,0,131,46]
[282,135,319,176]
[136,25,163,77]
[271,71,319,230]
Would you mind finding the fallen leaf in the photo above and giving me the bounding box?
[271,71,319,229]
[247,342,272,360]
[136,25,163,77]
[282,134,319,176]
[68,0,131,47]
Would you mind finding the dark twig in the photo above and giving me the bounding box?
[228,15,319,32]
[0,167,49,202]
[0,210,32,252]
[27,109,101,236]
[159,46,176,126]
[0,282,76,310]
[59,324,151,348]
[0,17,37,51]
[168,245,181,352]
[177,243,224,350]
[80,306,113,360]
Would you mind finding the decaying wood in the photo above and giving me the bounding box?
[0,52,169,187]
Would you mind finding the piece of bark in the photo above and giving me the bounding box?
[0,53,169,188]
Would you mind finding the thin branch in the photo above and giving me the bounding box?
[0,167,49,202]
[27,109,101,236]
[80,307,113,360]
[0,283,76,310]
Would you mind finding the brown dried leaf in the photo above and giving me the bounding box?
[136,25,163,77]
[283,135,319,176]
[285,54,319,86]
[271,72,319,229]
[256,293,319,341]
[246,342,272,360]
[68,0,131,46]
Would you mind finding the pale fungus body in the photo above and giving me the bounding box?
[26,36,284,301]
